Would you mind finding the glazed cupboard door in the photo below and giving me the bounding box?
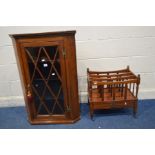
[21,41,69,121]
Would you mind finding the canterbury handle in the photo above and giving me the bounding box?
[27,84,33,103]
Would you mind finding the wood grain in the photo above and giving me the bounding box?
[87,66,140,119]
[10,30,80,124]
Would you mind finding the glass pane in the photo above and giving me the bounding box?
[52,99,64,114]
[25,46,65,115]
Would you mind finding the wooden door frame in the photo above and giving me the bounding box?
[19,40,70,120]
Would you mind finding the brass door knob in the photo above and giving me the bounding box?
[27,85,33,103]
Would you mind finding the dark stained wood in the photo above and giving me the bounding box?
[9,30,76,39]
[87,66,141,119]
[10,30,80,124]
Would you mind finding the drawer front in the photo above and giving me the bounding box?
[92,101,133,109]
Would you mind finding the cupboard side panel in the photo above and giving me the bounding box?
[64,36,80,119]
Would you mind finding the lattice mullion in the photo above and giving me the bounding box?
[40,61,54,100]
[51,86,64,114]
[38,46,56,98]
[42,47,64,113]
[42,47,62,81]
[52,83,65,113]
[25,48,42,83]
[52,64,62,82]
[27,51,59,101]
[32,85,51,114]
[40,47,59,99]
[42,47,62,82]
[26,47,64,115]
[53,46,59,61]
